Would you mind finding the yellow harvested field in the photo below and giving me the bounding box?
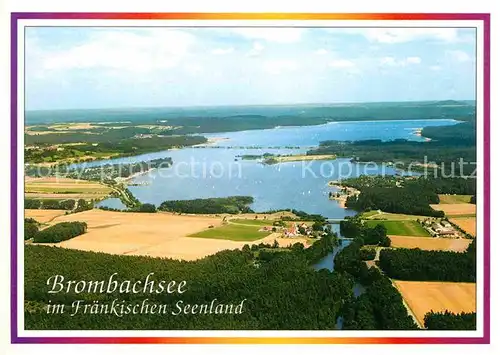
[438,194,473,204]
[36,210,309,261]
[26,193,110,200]
[450,217,477,237]
[25,177,111,199]
[389,235,472,252]
[393,281,476,327]
[25,209,67,223]
[430,203,476,216]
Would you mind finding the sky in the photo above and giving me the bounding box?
[25,27,477,110]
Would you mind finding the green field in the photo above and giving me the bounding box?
[360,211,430,221]
[229,218,274,226]
[364,220,430,237]
[188,224,271,241]
[438,194,473,204]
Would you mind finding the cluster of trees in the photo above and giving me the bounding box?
[275,209,327,223]
[340,217,391,246]
[25,198,94,212]
[424,311,476,330]
[24,218,39,240]
[32,222,87,243]
[24,241,353,330]
[359,248,376,261]
[345,186,443,217]
[378,240,476,282]
[74,199,93,213]
[25,198,76,210]
[159,196,254,214]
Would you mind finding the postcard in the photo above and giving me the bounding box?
[5,9,491,349]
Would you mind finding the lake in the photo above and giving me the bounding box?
[87,119,457,218]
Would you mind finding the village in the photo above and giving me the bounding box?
[419,217,470,239]
[258,221,326,238]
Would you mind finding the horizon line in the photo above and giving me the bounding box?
[25,98,477,113]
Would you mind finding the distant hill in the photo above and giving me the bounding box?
[25,101,476,126]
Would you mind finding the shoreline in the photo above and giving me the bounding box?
[193,137,230,147]
[328,182,360,209]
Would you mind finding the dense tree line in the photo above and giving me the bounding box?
[340,217,391,246]
[287,210,326,223]
[24,219,39,240]
[421,121,476,143]
[159,196,254,214]
[24,242,353,330]
[424,311,476,330]
[345,186,444,217]
[74,199,93,212]
[340,175,476,195]
[359,248,376,261]
[341,275,418,330]
[412,177,476,195]
[303,233,337,264]
[33,222,87,243]
[25,198,76,210]
[333,238,417,329]
[131,203,157,213]
[378,241,476,282]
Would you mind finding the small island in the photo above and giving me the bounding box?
[238,153,337,164]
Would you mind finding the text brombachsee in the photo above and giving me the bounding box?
[45,273,246,317]
[47,273,187,294]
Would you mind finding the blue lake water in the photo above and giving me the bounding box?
[203,119,458,147]
[96,198,127,210]
[85,119,458,218]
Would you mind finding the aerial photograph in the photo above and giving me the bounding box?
[23,26,477,330]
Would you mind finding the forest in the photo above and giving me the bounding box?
[378,241,476,282]
[24,218,39,240]
[345,186,443,217]
[159,196,255,214]
[424,311,476,330]
[333,237,417,329]
[340,175,476,195]
[32,221,87,243]
[339,175,475,216]
[339,217,391,246]
[24,237,354,330]
[24,198,94,212]
[25,198,76,210]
